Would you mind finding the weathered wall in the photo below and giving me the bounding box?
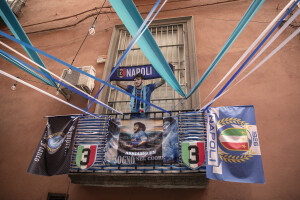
[0,0,299,199]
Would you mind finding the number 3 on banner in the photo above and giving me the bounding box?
[80,148,91,165]
[188,145,200,164]
[182,141,205,170]
[76,145,98,169]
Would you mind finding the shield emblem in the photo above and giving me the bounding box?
[182,141,205,170]
[76,145,97,169]
[219,128,249,151]
[117,69,126,78]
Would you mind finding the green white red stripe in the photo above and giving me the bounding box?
[182,141,205,170]
[76,145,97,169]
[219,128,249,151]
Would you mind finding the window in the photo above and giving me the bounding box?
[47,193,68,200]
[95,16,199,117]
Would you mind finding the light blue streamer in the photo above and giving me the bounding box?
[83,0,162,114]
[0,49,122,114]
[0,0,57,87]
[0,31,170,114]
[186,0,265,98]
[0,52,52,85]
[109,0,186,97]
[202,0,300,112]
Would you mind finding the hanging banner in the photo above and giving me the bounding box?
[162,116,179,163]
[105,117,179,165]
[110,64,174,81]
[206,105,265,183]
[27,115,79,176]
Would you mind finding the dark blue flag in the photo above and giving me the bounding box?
[110,64,174,81]
[206,105,265,183]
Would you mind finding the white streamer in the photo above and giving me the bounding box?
[0,69,101,118]
[0,41,123,115]
[202,0,296,104]
[237,8,300,77]
[201,26,300,111]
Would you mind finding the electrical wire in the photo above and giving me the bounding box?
[70,0,107,66]
[0,0,245,36]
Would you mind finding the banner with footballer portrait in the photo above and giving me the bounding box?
[105,117,179,165]
[206,105,265,183]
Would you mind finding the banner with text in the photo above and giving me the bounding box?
[27,116,79,176]
[206,105,265,183]
[105,117,179,165]
[110,64,174,81]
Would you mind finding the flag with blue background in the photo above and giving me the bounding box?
[206,105,265,183]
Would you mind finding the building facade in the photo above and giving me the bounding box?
[0,0,299,199]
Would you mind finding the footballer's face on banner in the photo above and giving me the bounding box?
[134,77,143,87]
[133,124,139,133]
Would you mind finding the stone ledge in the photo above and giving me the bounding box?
[69,172,208,189]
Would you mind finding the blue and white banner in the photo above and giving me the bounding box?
[110,64,174,81]
[105,117,179,165]
[206,105,265,183]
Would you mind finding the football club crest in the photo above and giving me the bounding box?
[117,68,126,78]
[217,118,255,163]
[46,132,65,154]
[182,141,205,170]
[76,145,97,169]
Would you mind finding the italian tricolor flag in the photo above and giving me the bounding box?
[219,128,249,151]
[76,145,97,169]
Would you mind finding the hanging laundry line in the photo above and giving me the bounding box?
[0,69,100,118]
[201,0,297,105]
[201,1,300,111]
[0,42,123,115]
[0,31,170,114]
[109,0,186,97]
[83,0,167,114]
[201,26,300,111]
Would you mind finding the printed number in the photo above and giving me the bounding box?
[80,148,90,165]
[188,145,199,164]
